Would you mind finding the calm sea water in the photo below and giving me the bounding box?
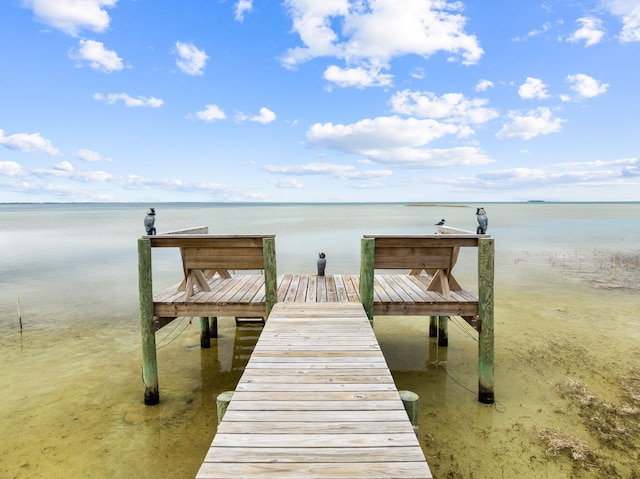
[1,202,639,478]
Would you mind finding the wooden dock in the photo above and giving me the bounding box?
[196,302,433,479]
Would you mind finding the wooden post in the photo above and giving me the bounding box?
[438,315,448,347]
[216,391,234,424]
[209,317,218,338]
[429,315,438,337]
[399,390,420,434]
[478,237,495,404]
[200,317,211,348]
[138,238,159,405]
[263,237,277,319]
[359,237,375,321]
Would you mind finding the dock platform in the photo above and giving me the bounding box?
[196,302,433,479]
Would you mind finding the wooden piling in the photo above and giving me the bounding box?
[138,238,159,405]
[429,315,437,337]
[263,237,277,318]
[399,390,420,433]
[359,237,375,321]
[209,317,218,338]
[438,315,448,347]
[200,317,211,348]
[478,237,495,404]
[216,391,234,424]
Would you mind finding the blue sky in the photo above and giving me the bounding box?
[1,0,639,203]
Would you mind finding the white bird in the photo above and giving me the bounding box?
[476,208,488,234]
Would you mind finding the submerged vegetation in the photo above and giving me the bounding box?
[533,369,640,475]
[547,250,640,290]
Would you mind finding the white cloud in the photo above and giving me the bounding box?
[566,73,609,98]
[496,107,565,140]
[601,0,640,42]
[281,0,483,87]
[190,104,227,122]
[23,0,117,36]
[93,93,163,107]
[390,90,499,124]
[235,0,253,21]
[323,64,393,88]
[237,108,277,124]
[568,17,605,46]
[0,129,62,156]
[306,116,492,167]
[475,79,494,92]
[272,178,304,188]
[0,161,26,177]
[518,77,550,99]
[76,149,112,162]
[264,162,392,179]
[175,42,209,76]
[54,161,75,172]
[69,39,123,72]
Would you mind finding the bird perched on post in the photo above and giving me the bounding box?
[476,207,488,234]
[144,208,156,235]
[435,219,446,226]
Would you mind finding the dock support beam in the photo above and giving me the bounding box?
[263,237,278,319]
[438,316,448,347]
[429,316,438,337]
[200,317,211,348]
[138,238,159,405]
[359,238,375,321]
[478,237,495,404]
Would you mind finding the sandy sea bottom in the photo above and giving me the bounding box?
[1,257,639,479]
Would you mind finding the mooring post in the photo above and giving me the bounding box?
[359,237,375,321]
[263,237,277,318]
[399,390,420,435]
[216,391,234,424]
[138,238,159,405]
[438,315,448,347]
[200,317,211,348]
[429,315,438,337]
[478,237,495,404]
[209,317,218,338]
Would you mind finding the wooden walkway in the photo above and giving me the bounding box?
[196,302,433,479]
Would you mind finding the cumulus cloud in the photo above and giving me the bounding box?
[496,107,565,140]
[76,149,112,162]
[0,129,61,156]
[568,17,605,46]
[190,104,227,122]
[323,64,393,88]
[475,79,494,92]
[23,0,117,36]
[602,0,640,42]
[264,163,392,180]
[566,73,609,98]
[281,0,483,88]
[235,0,253,21]
[237,108,277,124]
[390,90,499,124]
[175,42,209,75]
[69,39,123,72]
[306,116,492,167]
[518,77,550,99]
[93,93,163,107]
[0,161,26,177]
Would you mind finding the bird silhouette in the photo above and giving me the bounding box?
[435,219,446,226]
[476,208,488,234]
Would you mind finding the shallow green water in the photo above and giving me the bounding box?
[1,203,639,478]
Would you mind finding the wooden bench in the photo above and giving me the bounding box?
[138,233,277,405]
[358,234,495,403]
